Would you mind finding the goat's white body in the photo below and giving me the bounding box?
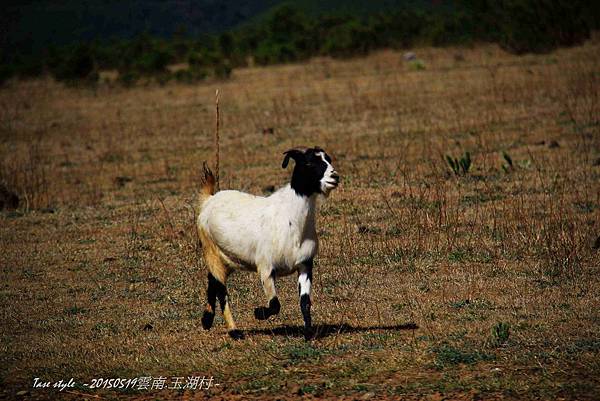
[198,184,318,276]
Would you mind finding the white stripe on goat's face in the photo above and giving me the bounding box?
[284,147,340,197]
[316,151,339,196]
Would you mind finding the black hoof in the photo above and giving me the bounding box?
[254,306,271,320]
[228,329,244,340]
[201,311,214,330]
[304,327,315,341]
[255,297,280,320]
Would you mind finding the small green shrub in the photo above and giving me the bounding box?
[284,344,323,363]
[491,322,510,346]
[446,151,471,175]
[408,59,426,71]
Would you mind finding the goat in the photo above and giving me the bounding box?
[196,146,340,340]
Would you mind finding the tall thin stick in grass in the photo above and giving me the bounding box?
[157,197,177,243]
[214,89,221,191]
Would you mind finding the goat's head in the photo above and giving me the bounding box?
[282,146,340,197]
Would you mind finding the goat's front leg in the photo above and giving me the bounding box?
[298,259,313,340]
[254,266,280,320]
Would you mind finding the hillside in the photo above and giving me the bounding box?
[1,1,279,50]
[1,0,437,52]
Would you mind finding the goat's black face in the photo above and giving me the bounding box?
[282,147,339,197]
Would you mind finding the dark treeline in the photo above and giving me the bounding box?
[1,0,598,86]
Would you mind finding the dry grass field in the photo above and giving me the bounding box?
[1,37,599,400]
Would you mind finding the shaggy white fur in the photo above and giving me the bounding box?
[198,183,319,276]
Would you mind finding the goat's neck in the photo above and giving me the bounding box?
[283,185,318,234]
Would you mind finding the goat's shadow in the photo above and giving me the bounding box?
[243,322,418,340]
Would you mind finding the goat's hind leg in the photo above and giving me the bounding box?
[201,252,243,339]
[201,272,219,330]
[217,277,243,340]
[254,266,280,320]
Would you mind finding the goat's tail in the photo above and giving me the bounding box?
[200,162,216,196]
[196,163,216,213]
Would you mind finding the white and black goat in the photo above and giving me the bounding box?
[196,146,339,340]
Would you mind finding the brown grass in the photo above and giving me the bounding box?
[1,38,599,400]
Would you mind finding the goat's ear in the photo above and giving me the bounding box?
[282,148,306,168]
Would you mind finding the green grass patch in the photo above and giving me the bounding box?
[432,344,494,369]
[283,343,325,363]
[448,247,493,263]
[65,306,87,315]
